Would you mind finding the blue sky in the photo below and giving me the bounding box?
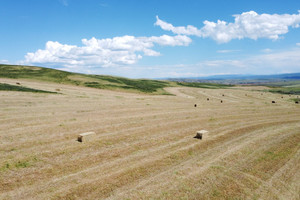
[1,0,300,78]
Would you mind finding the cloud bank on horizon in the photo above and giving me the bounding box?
[22,10,300,75]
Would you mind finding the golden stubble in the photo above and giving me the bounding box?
[0,78,299,200]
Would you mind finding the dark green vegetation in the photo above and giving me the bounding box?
[0,64,233,94]
[290,98,300,103]
[176,81,233,89]
[265,81,300,95]
[268,87,300,95]
[0,83,57,94]
[84,75,170,93]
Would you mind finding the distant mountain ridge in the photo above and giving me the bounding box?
[168,73,300,81]
[166,73,300,85]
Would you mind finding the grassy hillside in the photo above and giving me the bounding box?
[262,81,300,95]
[268,87,300,95]
[0,64,234,94]
[0,64,171,94]
[176,81,233,89]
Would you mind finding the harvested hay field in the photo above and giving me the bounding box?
[1,79,300,200]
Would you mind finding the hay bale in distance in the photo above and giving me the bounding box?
[194,104,197,107]
[194,130,209,140]
[78,132,96,142]
[296,101,299,104]
[207,98,209,101]
[272,101,276,103]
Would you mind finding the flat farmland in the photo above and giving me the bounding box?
[0,78,299,200]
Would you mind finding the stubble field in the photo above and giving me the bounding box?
[0,78,299,199]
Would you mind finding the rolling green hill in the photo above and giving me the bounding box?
[0,64,171,94]
[0,64,233,94]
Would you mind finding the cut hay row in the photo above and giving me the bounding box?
[108,123,300,200]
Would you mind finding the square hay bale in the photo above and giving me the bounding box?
[78,132,96,142]
[194,130,209,140]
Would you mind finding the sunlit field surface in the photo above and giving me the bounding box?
[1,78,299,200]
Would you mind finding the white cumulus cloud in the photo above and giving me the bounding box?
[155,11,300,43]
[23,35,191,69]
[155,16,201,36]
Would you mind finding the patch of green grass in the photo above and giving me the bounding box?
[267,87,300,95]
[176,81,233,89]
[257,151,289,162]
[212,188,222,197]
[209,117,216,121]
[187,150,193,156]
[0,83,57,94]
[86,76,171,93]
[1,157,38,171]
[0,163,11,171]
[247,133,300,178]
[15,160,31,168]
[210,165,223,170]
[290,98,300,103]
[117,78,169,93]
